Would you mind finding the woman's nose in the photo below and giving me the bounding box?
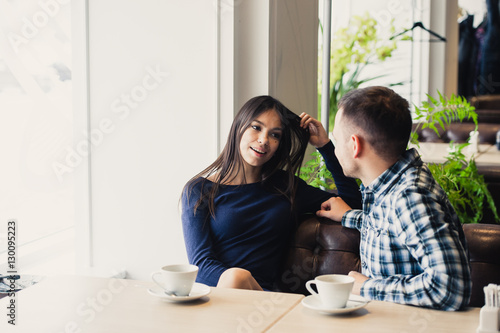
[258,133,269,145]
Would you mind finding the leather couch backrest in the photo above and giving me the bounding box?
[276,216,360,295]
[463,223,500,307]
[471,94,500,110]
[413,123,500,144]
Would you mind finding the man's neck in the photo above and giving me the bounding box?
[359,154,399,187]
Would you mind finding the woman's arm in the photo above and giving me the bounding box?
[299,113,361,209]
[317,141,361,209]
[181,181,228,286]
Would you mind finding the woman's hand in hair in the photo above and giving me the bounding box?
[299,113,330,148]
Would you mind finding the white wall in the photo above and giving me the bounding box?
[269,0,318,114]
[234,0,270,108]
[75,0,319,280]
[78,0,218,279]
[233,0,319,115]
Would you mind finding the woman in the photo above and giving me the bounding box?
[181,96,360,291]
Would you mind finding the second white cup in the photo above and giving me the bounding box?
[305,274,354,308]
[151,264,198,296]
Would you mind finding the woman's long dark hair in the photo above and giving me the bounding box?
[183,95,310,217]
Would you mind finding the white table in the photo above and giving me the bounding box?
[0,275,303,332]
[268,297,480,333]
[475,144,500,166]
[0,275,483,332]
[411,142,496,164]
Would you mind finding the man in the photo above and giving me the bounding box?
[316,86,471,311]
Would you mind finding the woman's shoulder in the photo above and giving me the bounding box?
[184,177,213,195]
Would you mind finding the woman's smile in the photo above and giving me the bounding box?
[250,146,267,155]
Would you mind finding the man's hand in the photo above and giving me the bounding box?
[316,197,351,222]
[348,271,370,295]
[299,112,330,148]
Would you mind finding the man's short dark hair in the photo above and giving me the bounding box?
[338,86,412,160]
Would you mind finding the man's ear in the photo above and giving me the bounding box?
[351,134,362,158]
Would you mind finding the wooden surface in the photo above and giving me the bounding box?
[267,298,480,333]
[475,144,500,166]
[0,275,303,332]
[412,142,494,164]
[0,275,482,332]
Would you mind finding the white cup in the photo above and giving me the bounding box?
[151,264,198,296]
[305,274,354,308]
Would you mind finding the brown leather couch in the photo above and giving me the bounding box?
[276,215,500,308]
[471,94,500,124]
[414,122,499,145]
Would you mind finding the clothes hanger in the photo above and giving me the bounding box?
[391,21,447,42]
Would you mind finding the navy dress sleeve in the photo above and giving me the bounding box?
[181,181,227,286]
[295,141,361,214]
[317,141,361,209]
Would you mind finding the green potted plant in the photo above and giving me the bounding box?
[411,92,499,224]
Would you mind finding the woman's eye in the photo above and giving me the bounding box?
[272,133,281,140]
[251,125,260,131]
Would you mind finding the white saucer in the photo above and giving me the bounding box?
[147,283,211,302]
[301,294,369,314]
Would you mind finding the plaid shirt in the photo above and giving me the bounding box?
[342,148,471,311]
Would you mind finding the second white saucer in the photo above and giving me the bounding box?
[302,294,369,314]
[148,282,211,302]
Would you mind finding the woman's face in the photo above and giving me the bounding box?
[239,109,283,172]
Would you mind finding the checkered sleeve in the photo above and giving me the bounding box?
[360,185,471,311]
[341,209,363,231]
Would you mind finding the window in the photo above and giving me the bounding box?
[0,0,74,275]
[323,0,429,108]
